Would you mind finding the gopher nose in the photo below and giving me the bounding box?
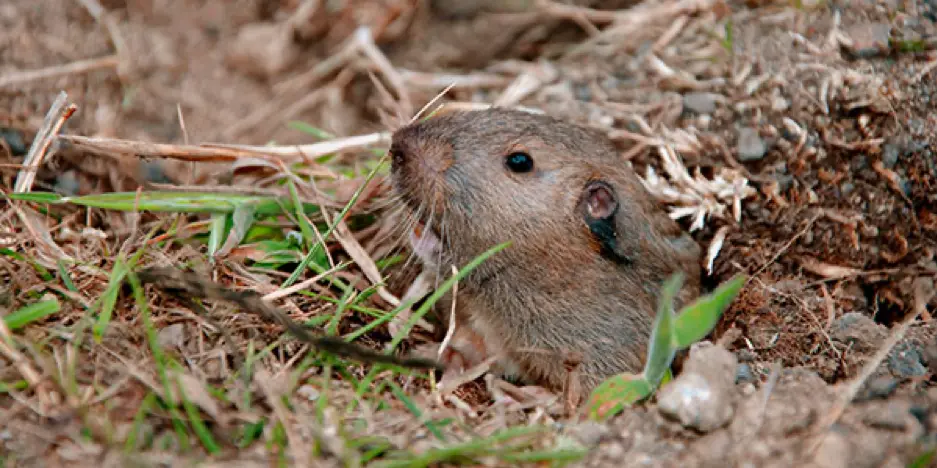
[389,127,453,180]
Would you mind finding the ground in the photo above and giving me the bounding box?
[1,0,936,466]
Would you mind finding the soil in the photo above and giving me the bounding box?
[1,0,936,466]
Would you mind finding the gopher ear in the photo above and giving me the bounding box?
[584,181,618,221]
[581,181,632,265]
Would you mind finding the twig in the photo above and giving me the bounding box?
[255,368,307,466]
[398,70,513,90]
[535,0,622,24]
[437,266,460,361]
[12,92,76,264]
[57,132,390,163]
[14,92,74,192]
[262,261,351,302]
[748,211,821,284]
[564,0,717,58]
[809,295,924,453]
[75,0,129,80]
[0,322,43,388]
[0,55,119,89]
[354,27,412,119]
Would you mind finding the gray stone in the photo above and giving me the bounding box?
[157,323,186,350]
[737,127,768,161]
[844,22,891,57]
[888,341,927,378]
[657,342,737,432]
[683,92,719,114]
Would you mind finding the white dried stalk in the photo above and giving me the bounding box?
[640,144,756,232]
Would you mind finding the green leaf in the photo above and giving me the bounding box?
[207,213,229,260]
[584,373,653,420]
[642,272,684,387]
[908,449,936,468]
[672,274,745,349]
[4,298,60,330]
[216,202,258,257]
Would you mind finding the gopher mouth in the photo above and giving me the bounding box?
[409,221,443,266]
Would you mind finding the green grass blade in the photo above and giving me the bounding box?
[387,381,445,442]
[672,274,746,349]
[4,298,60,330]
[124,393,156,452]
[57,261,79,293]
[286,180,317,249]
[7,192,63,203]
[93,258,129,342]
[283,154,388,288]
[9,191,322,217]
[175,375,221,454]
[287,121,334,140]
[387,241,511,351]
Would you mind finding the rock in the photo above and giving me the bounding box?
[657,342,737,432]
[862,401,912,431]
[735,363,756,384]
[157,323,185,350]
[566,421,611,446]
[924,339,937,375]
[812,430,850,468]
[888,340,928,378]
[297,385,320,402]
[737,127,767,161]
[226,22,299,79]
[844,22,891,57]
[54,171,81,196]
[140,161,171,184]
[683,92,719,114]
[882,143,901,169]
[856,376,898,400]
[0,127,26,156]
[830,312,887,352]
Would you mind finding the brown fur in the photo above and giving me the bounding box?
[389,108,702,392]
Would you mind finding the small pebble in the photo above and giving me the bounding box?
[157,323,186,350]
[683,92,719,114]
[888,341,928,379]
[657,342,737,432]
[735,363,756,384]
[844,22,891,57]
[54,171,81,196]
[737,127,767,162]
[830,312,887,352]
[882,143,901,168]
[857,376,898,400]
[566,421,610,446]
[297,385,320,401]
[0,128,26,156]
[863,402,911,431]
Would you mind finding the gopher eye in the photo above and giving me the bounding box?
[505,152,534,173]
